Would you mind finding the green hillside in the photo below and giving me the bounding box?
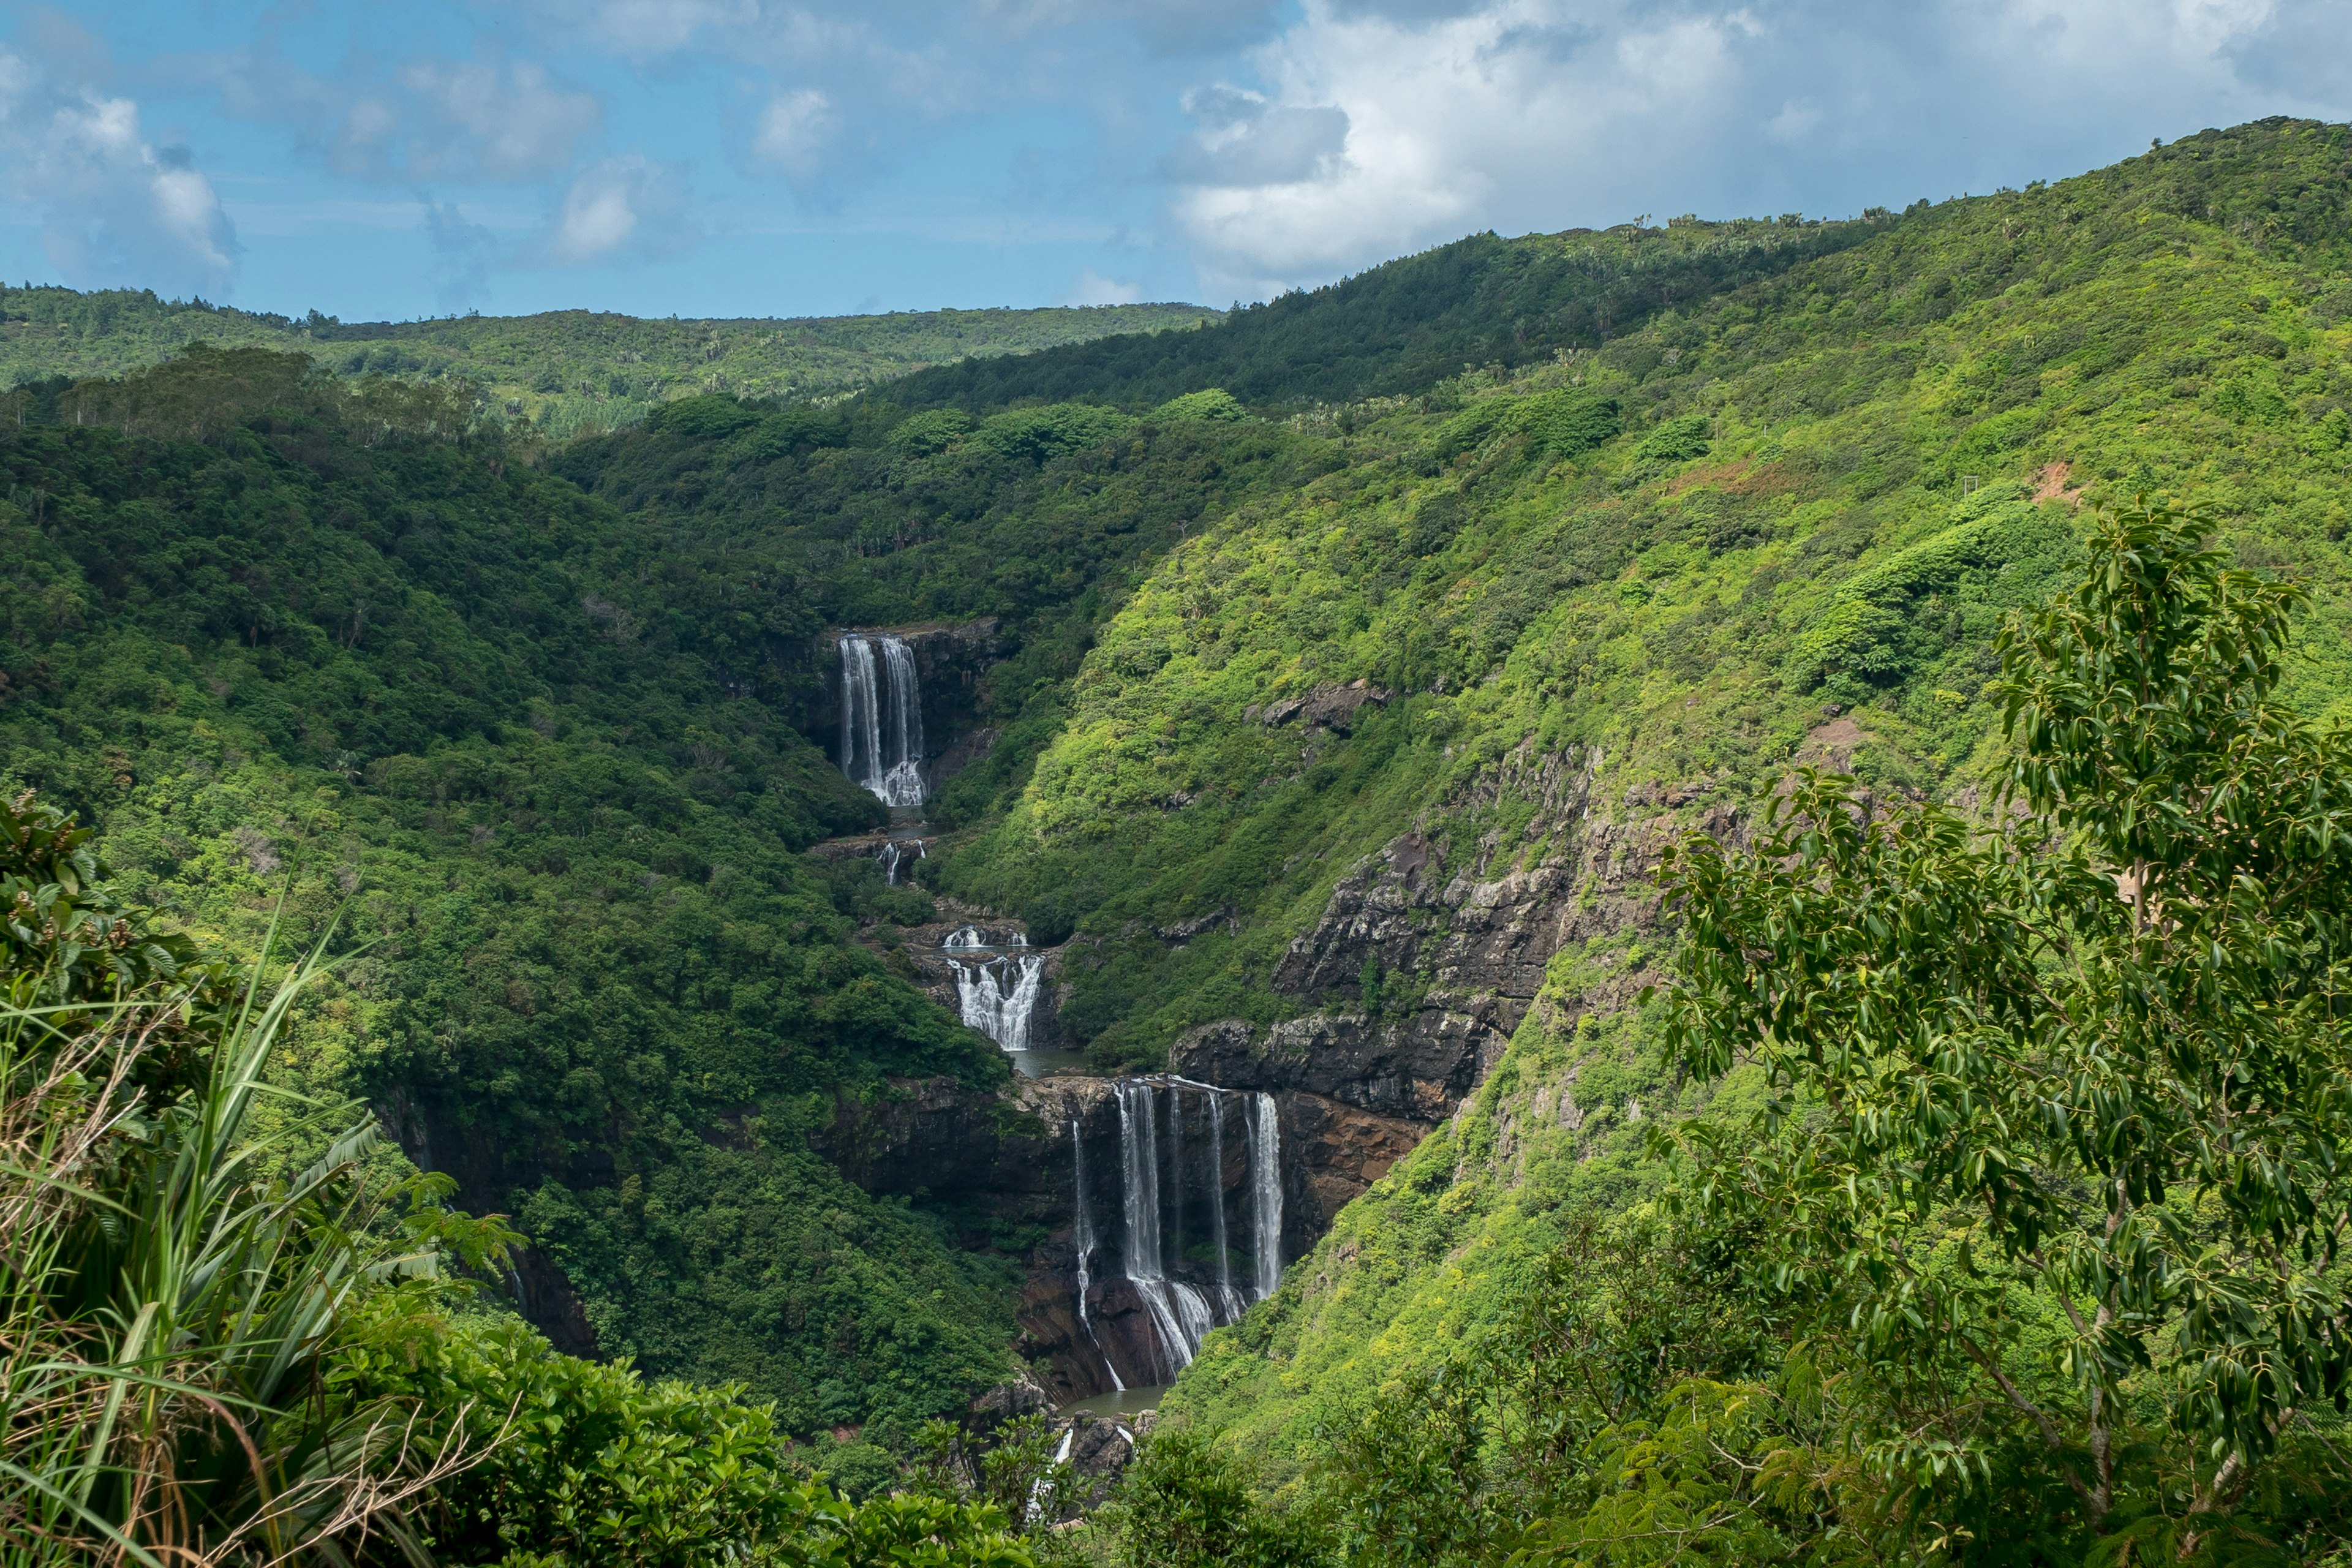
[982,115,2352,1553]
[926,119,2352,1069]
[0,354,1030,1444]
[0,285,1213,437]
[0,339,1361,1454]
[12,115,2352,1562]
[888,217,1875,412]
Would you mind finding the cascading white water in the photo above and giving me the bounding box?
[955,954,1045,1050]
[1115,1082,1217,1382]
[875,837,924,886]
[1206,1093,1244,1319]
[1250,1094,1284,1301]
[1070,1119,1123,1392]
[1076,1078,1285,1385]
[838,632,926,806]
[945,925,985,949]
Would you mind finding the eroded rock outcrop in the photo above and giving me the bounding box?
[1170,744,1729,1226]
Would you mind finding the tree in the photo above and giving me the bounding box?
[1659,502,2352,1548]
[0,790,494,1562]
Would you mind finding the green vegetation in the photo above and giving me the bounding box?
[1653,499,2352,1545]
[889,218,1879,413]
[904,115,2352,1551]
[0,791,1036,1564]
[546,386,1343,837]
[937,117,2352,1072]
[0,351,1023,1439]
[18,111,2352,1562]
[1099,506,2352,1567]
[0,285,1213,439]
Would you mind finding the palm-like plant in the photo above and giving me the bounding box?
[0,794,491,1565]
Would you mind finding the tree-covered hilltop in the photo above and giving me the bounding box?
[0,349,1028,1444]
[917,118,2352,1072]
[891,115,2352,1547]
[884,216,1881,413]
[0,340,1370,1450]
[14,113,2352,1561]
[0,285,1213,438]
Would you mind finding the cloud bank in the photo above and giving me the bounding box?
[1166,0,2352,296]
[0,39,236,295]
[25,0,2352,315]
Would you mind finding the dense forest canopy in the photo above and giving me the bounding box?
[884,217,1879,413]
[0,285,1213,439]
[10,114,2352,1564]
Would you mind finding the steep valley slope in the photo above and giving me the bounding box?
[8,118,2352,1461]
[894,118,2352,1447]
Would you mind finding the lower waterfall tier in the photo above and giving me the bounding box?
[1069,1077,1283,1387]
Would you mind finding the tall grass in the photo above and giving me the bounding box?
[0,921,486,1565]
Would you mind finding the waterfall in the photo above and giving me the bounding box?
[1115,1082,1216,1382]
[1207,1093,1242,1319]
[1071,1119,1123,1391]
[956,954,1046,1050]
[1081,1078,1286,1385]
[946,925,984,949]
[839,633,926,806]
[1250,1093,1284,1301]
[876,838,925,886]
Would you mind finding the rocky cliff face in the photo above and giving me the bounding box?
[813,619,1010,790]
[816,1072,1280,1403]
[1172,744,1721,1229]
[812,1074,1093,1392]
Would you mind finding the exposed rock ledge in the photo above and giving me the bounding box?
[1166,743,1730,1227]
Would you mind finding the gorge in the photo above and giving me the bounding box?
[13,119,2352,1558]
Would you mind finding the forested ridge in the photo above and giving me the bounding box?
[0,287,1213,439]
[9,116,2352,1562]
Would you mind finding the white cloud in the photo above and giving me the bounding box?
[1172,1,1747,296]
[0,47,236,295]
[576,0,762,58]
[1061,267,1144,304]
[1166,0,2352,299]
[191,47,601,186]
[393,59,603,180]
[750,88,837,183]
[1766,97,1819,145]
[535,154,696,265]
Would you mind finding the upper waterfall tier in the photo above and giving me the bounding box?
[839,632,927,806]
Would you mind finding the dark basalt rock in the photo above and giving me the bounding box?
[968,1368,1054,1436]
[810,1074,1215,1403]
[1059,1412,1138,1501]
[1166,744,1730,1237]
[814,619,1011,788]
[1246,678,1393,734]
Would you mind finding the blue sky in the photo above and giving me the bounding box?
[4,0,2350,323]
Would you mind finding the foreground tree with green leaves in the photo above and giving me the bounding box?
[0,791,1035,1566]
[1654,501,2352,1558]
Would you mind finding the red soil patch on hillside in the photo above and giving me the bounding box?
[1665,459,1803,500]
[2032,461,2080,503]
